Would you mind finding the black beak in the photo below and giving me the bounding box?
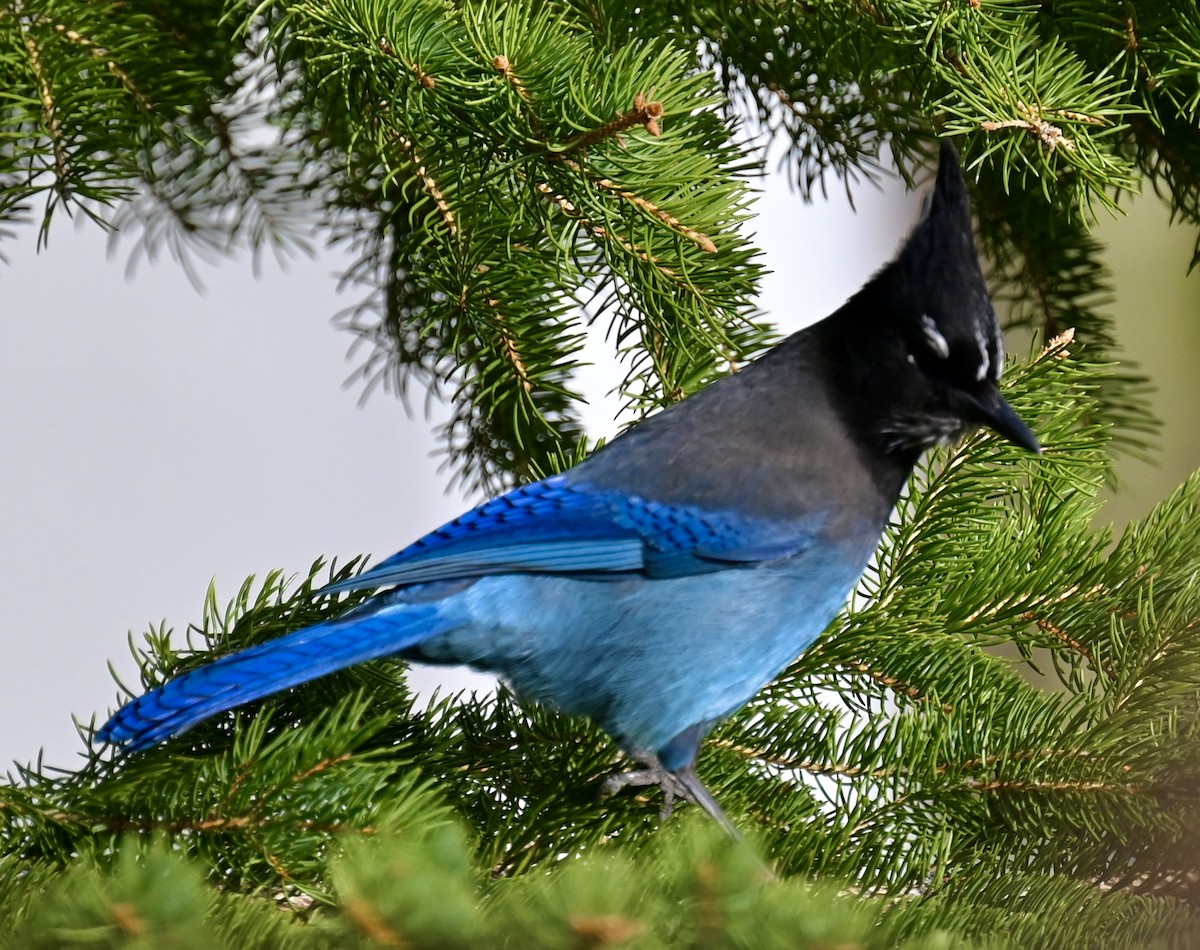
[964,384,1042,454]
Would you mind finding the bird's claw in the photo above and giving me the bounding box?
[599,763,736,833]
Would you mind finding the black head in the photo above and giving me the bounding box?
[823,142,1040,459]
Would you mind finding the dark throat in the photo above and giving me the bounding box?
[808,310,923,505]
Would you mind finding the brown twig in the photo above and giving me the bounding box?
[534,181,680,275]
[559,92,664,155]
[44,19,153,111]
[344,898,407,947]
[17,805,378,837]
[492,55,527,98]
[493,53,546,140]
[109,903,147,937]
[379,35,435,88]
[707,737,901,780]
[980,102,1104,152]
[22,28,68,183]
[846,659,954,711]
[394,135,457,236]
[963,777,1145,794]
[291,752,353,784]
[710,738,1146,800]
[570,915,646,946]
[561,158,717,253]
[950,746,1130,774]
[1021,610,1117,680]
[486,297,533,395]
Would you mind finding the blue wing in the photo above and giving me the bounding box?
[100,476,821,751]
[322,474,820,594]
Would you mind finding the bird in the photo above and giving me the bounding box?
[98,143,1040,834]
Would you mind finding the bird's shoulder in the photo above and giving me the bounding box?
[570,332,889,526]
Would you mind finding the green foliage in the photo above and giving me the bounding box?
[5,0,1200,946]
[5,819,943,949]
[8,0,1200,483]
[280,0,770,489]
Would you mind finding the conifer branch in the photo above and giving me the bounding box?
[36,15,153,112]
[392,135,457,236]
[534,179,681,274]
[491,54,528,100]
[1020,610,1117,680]
[1,802,377,837]
[343,898,406,946]
[556,92,665,154]
[377,34,437,89]
[962,778,1146,795]
[707,737,901,780]
[559,157,718,253]
[481,299,534,396]
[843,657,945,708]
[21,26,67,185]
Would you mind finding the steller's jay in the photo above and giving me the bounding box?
[99,143,1040,833]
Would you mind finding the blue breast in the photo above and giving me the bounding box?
[407,536,872,765]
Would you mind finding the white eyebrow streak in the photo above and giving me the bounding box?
[920,314,950,359]
[974,325,991,381]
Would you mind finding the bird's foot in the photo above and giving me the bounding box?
[600,765,683,820]
[600,762,740,839]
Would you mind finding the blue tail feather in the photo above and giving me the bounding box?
[98,603,448,751]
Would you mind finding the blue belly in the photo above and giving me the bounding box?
[408,546,870,766]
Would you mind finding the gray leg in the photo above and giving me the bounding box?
[669,765,740,839]
[600,760,741,839]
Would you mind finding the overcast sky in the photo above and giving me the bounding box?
[1,167,922,769]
